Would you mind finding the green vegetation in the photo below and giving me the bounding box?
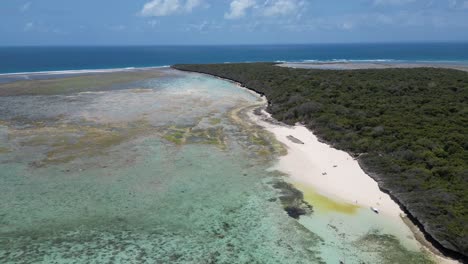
[173,63,468,259]
[161,125,226,148]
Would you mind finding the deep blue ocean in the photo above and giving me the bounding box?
[1,43,468,74]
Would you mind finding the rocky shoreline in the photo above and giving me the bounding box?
[358,156,466,261]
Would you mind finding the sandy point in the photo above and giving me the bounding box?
[251,109,403,218]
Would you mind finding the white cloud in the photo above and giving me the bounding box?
[225,0,256,19]
[186,20,208,31]
[20,2,31,12]
[148,20,159,28]
[184,20,223,32]
[261,0,305,17]
[141,0,180,16]
[448,0,468,9]
[23,22,34,31]
[140,0,204,17]
[341,22,354,30]
[225,0,306,19]
[373,0,416,5]
[184,0,203,12]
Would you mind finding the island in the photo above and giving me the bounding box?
[172,62,468,260]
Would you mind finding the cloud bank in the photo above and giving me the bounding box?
[224,0,306,19]
[261,0,305,17]
[140,0,204,16]
[225,0,256,19]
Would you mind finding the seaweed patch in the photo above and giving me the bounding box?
[272,181,313,219]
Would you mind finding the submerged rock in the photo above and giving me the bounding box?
[284,206,308,219]
[273,181,313,219]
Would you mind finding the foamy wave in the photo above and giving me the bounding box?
[333,59,397,62]
[0,66,170,77]
[297,59,398,63]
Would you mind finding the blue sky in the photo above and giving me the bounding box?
[1,0,468,45]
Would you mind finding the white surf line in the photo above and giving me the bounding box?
[0,66,170,77]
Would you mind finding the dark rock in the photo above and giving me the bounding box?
[272,181,313,219]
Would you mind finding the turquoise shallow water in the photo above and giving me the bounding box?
[0,142,321,263]
[0,69,433,263]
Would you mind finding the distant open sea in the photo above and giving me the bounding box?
[1,43,468,74]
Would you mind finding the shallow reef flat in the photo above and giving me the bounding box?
[0,69,323,263]
[0,69,170,96]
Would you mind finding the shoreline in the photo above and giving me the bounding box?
[0,66,171,76]
[279,62,468,72]
[249,107,459,264]
[172,66,463,263]
[2,59,468,76]
[251,108,404,217]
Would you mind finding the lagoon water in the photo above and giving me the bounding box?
[0,69,433,263]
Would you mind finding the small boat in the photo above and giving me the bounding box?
[371,207,379,214]
[287,135,305,144]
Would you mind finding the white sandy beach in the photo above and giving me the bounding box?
[251,109,403,218]
[249,106,459,264]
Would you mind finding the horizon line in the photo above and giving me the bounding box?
[1,40,468,48]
